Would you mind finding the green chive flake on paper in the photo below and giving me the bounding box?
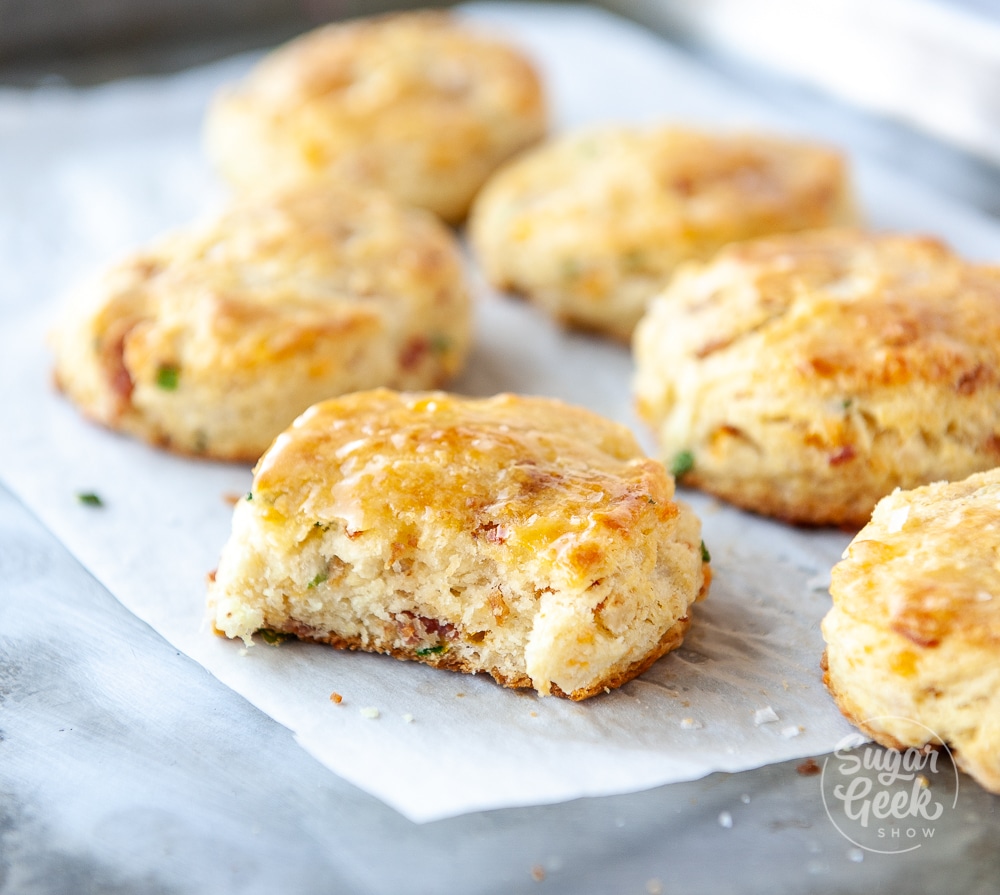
[156,363,180,390]
[77,492,104,507]
[670,450,695,478]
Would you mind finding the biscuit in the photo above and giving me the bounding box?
[633,229,1000,527]
[204,11,547,223]
[469,126,854,340]
[50,185,470,463]
[822,469,1000,793]
[208,390,711,700]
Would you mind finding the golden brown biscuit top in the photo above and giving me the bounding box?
[476,127,850,240]
[667,229,1000,395]
[84,186,465,375]
[250,390,679,585]
[229,11,544,126]
[832,469,1000,649]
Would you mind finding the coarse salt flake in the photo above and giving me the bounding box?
[753,706,780,726]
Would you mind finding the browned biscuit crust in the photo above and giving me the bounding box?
[205,11,547,223]
[822,470,1000,793]
[209,390,711,699]
[50,185,471,462]
[634,229,1000,527]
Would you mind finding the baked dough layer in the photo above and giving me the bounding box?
[209,390,711,699]
[822,469,1000,793]
[634,229,1000,527]
[470,126,854,340]
[204,11,547,223]
[51,185,470,462]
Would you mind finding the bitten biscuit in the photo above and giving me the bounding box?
[50,185,470,462]
[822,469,1000,793]
[469,126,854,340]
[208,390,711,700]
[633,229,1000,527]
[204,11,546,223]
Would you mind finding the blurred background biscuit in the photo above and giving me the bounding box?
[204,10,547,223]
[469,126,854,340]
[633,229,1000,526]
[50,184,471,462]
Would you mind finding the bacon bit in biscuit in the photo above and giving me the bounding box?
[330,692,343,704]
[400,336,429,370]
[489,588,509,623]
[796,758,821,776]
[475,520,509,544]
[829,445,856,466]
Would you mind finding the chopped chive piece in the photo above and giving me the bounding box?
[156,363,179,390]
[307,571,328,589]
[257,628,290,645]
[77,492,103,507]
[647,497,657,505]
[416,644,446,657]
[621,249,646,272]
[842,398,854,411]
[429,333,452,354]
[245,491,253,501]
[670,450,695,478]
[561,258,583,279]
[700,540,711,563]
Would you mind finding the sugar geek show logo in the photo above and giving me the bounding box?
[820,717,959,855]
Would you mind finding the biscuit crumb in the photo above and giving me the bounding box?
[329,692,343,704]
[679,717,703,730]
[797,758,822,776]
[530,865,545,882]
[360,706,380,719]
[780,724,802,738]
[646,880,663,895]
[402,713,415,723]
[718,811,734,829]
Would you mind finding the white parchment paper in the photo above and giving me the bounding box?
[2,3,999,822]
